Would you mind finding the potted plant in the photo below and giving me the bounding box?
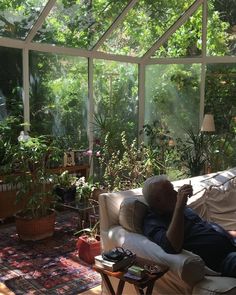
[74,220,100,264]
[177,128,207,177]
[75,176,99,206]
[9,134,60,241]
[53,170,77,203]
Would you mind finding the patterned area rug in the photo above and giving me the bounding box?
[0,211,101,294]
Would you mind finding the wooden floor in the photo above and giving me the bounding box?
[0,283,102,295]
[0,283,15,295]
[83,285,102,294]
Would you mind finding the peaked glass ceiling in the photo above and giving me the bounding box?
[0,0,48,40]
[152,6,202,58]
[0,0,235,58]
[33,0,129,49]
[100,0,195,57]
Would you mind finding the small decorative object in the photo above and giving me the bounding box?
[17,130,30,142]
[63,151,75,167]
[74,149,87,165]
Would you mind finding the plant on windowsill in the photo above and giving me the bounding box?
[8,134,61,241]
[74,220,100,264]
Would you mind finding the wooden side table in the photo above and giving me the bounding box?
[93,261,168,295]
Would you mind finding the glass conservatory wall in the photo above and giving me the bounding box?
[93,59,138,145]
[0,47,23,121]
[93,59,138,180]
[145,64,201,140]
[0,0,236,177]
[204,63,236,171]
[29,51,88,149]
[33,0,129,50]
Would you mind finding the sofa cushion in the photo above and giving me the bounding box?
[119,196,148,234]
[204,179,236,230]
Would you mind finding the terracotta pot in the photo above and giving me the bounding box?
[76,235,101,264]
[0,190,29,219]
[16,210,56,241]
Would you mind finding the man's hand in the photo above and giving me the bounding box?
[176,184,193,210]
[166,184,193,252]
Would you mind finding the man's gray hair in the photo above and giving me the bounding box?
[142,175,168,204]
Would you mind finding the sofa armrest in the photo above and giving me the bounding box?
[103,226,205,286]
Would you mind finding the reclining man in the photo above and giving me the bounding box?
[143,175,236,277]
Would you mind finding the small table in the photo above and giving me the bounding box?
[93,258,168,295]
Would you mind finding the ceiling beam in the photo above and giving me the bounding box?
[0,37,25,48]
[1,36,235,65]
[141,0,204,63]
[28,42,141,63]
[145,55,236,65]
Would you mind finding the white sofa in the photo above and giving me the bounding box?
[99,168,236,294]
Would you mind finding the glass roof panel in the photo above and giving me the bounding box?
[33,0,129,49]
[0,0,48,40]
[152,6,202,58]
[207,0,236,56]
[100,0,195,57]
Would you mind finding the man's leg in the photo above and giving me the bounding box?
[221,252,236,277]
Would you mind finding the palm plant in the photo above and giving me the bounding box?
[177,128,207,177]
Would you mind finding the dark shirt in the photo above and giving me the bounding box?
[143,207,236,272]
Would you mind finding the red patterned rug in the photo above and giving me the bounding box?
[0,211,101,294]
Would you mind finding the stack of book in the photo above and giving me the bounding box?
[94,254,135,272]
[123,265,146,281]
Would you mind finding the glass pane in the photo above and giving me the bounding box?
[29,51,88,150]
[101,0,195,57]
[0,47,23,120]
[33,0,128,49]
[0,0,48,40]
[207,0,236,56]
[93,59,138,146]
[93,59,138,182]
[145,64,201,139]
[152,6,202,58]
[204,63,236,170]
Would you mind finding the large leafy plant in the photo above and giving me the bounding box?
[9,135,60,218]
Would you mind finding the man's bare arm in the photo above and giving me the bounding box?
[166,185,193,252]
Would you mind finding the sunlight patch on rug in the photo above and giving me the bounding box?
[0,211,101,294]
